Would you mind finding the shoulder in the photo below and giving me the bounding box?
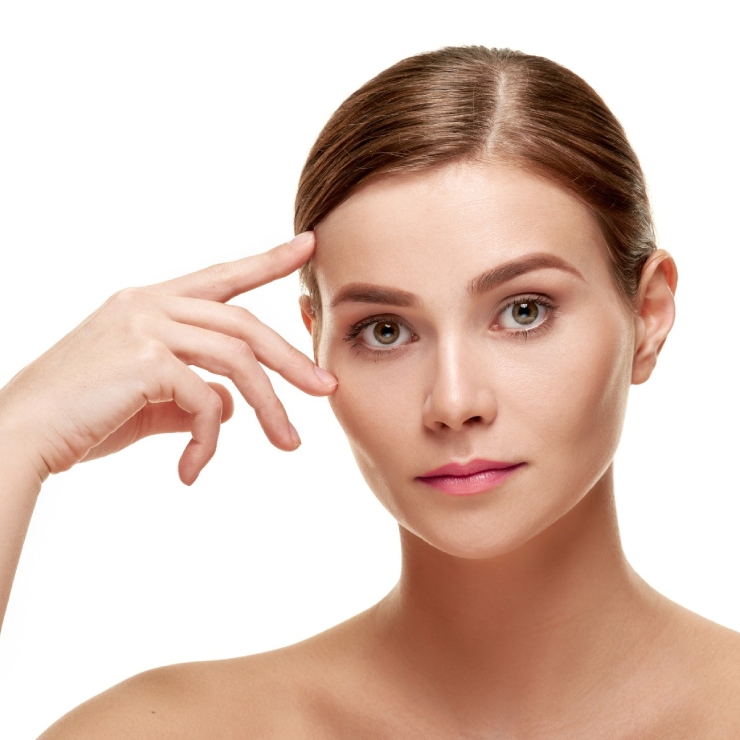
[36,650,324,739]
[674,606,740,684]
[36,614,376,740]
[650,601,740,736]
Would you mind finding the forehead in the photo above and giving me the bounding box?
[313,161,613,300]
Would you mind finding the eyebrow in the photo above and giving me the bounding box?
[330,285,421,309]
[468,253,585,295]
[329,253,584,309]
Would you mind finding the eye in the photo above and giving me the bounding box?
[495,298,551,331]
[359,319,414,348]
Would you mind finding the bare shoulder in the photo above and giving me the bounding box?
[36,613,375,740]
[34,655,274,739]
[36,649,324,739]
[674,604,740,682]
[654,599,740,735]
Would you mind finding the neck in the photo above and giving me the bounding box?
[372,467,664,726]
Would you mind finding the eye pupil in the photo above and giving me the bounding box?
[512,302,538,325]
[374,322,400,344]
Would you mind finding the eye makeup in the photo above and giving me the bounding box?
[343,313,417,359]
[341,292,561,359]
[491,294,559,340]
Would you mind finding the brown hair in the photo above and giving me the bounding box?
[295,46,655,316]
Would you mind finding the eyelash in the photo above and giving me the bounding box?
[343,295,559,358]
[343,314,416,359]
[494,294,559,340]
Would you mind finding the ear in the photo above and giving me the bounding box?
[631,249,678,385]
[299,295,314,334]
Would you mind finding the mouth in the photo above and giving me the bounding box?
[416,459,525,496]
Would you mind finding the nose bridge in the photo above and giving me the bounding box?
[422,330,497,432]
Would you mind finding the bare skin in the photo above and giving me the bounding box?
[3,164,739,738]
[37,488,740,739]
[0,232,338,630]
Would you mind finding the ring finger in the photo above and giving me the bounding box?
[149,320,299,451]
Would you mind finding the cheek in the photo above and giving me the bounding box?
[508,311,634,474]
[328,361,416,455]
[323,303,634,518]
[326,356,421,508]
[320,313,418,451]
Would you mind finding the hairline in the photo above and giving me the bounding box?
[300,153,641,325]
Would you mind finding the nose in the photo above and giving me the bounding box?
[421,340,498,432]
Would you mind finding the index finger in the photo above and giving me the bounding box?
[148,232,315,302]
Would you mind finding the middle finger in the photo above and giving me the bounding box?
[158,295,337,395]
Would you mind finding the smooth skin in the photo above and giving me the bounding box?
[3,162,739,739]
[0,232,337,630]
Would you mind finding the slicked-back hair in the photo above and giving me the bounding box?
[295,46,655,317]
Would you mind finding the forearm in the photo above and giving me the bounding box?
[0,424,46,633]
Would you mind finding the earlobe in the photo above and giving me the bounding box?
[631,250,678,385]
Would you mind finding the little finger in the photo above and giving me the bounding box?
[148,357,227,485]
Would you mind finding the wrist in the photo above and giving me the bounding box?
[0,408,52,488]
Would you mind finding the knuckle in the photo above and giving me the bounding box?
[228,303,256,328]
[282,343,307,371]
[207,261,234,283]
[188,262,234,298]
[266,338,308,378]
[131,343,171,401]
[227,336,255,363]
[267,245,289,268]
[203,389,223,417]
[136,339,169,367]
[255,248,283,276]
[254,394,283,420]
[107,289,161,338]
[108,287,147,310]
[126,311,155,337]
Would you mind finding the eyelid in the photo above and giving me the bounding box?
[343,294,557,356]
[492,294,558,334]
[344,313,417,354]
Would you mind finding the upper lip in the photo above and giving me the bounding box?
[417,459,522,478]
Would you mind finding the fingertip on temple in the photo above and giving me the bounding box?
[289,231,315,248]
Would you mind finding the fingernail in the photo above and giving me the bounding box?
[289,231,314,247]
[288,422,301,448]
[314,364,338,387]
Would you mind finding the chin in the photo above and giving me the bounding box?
[379,467,614,563]
[373,490,579,564]
[398,507,575,561]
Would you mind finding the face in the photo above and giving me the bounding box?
[310,162,636,559]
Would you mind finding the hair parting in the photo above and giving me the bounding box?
[295,46,656,323]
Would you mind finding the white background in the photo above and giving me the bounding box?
[0,1,737,737]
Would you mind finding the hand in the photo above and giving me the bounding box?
[0,232,335,485]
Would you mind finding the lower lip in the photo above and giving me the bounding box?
[417,465,524,496]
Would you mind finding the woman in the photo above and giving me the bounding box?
[3,46,739,737]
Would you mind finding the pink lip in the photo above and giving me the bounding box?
[416,459,524,496]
